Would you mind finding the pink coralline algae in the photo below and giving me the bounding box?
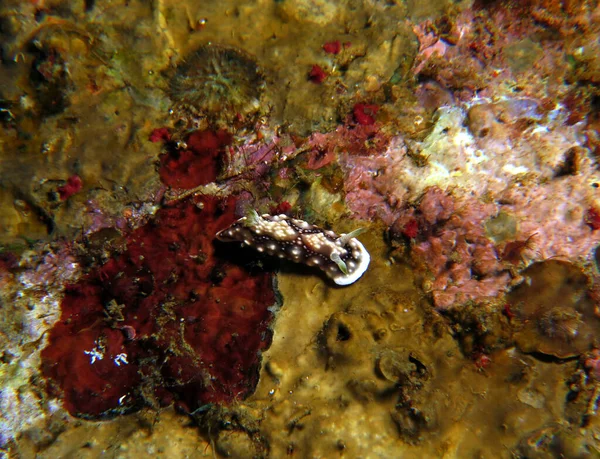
[41,195,277,418]
[338,93,600,311]
[392,188,510,310]
[304,121,391,175]
[410,5,583,105]
[339,137,406,224]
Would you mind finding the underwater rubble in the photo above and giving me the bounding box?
[1,0,600,458]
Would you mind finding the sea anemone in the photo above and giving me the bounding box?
[169,44,266,128]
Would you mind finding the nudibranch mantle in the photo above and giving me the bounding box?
[216,211,370,286]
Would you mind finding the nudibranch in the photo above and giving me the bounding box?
[216,211,370,286]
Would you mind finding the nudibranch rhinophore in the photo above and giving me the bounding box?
[216,211,370,286]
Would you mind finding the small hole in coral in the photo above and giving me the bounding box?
[336,323,351,341]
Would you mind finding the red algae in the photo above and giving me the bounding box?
[158,130,233,189]
[41,195,277,418]
[149,127,171,143]
[308,64,327,84]
[353,103,379,125]
[322,40,342,55]
[57,175,83,200]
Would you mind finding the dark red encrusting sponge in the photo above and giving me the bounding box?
[158,129,233,189]
[41,195,277,418]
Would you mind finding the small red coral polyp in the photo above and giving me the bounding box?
[159,130,232,189]
[402,219,419,239]
[41,195,276,418]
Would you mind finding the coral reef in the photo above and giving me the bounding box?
[2,0,600,457]
[340,102,600,308]
[392,188,510,309]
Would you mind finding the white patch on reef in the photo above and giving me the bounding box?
[502,164,529,175]
[84,342,105,364]
[114,353,128,366]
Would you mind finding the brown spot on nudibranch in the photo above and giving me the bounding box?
[216,211,370,285]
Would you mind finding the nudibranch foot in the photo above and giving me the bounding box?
[216,212,370,286]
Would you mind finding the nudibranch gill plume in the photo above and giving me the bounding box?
[216,211,370,286]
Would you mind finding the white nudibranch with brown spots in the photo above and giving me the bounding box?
[216,210,370,285]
